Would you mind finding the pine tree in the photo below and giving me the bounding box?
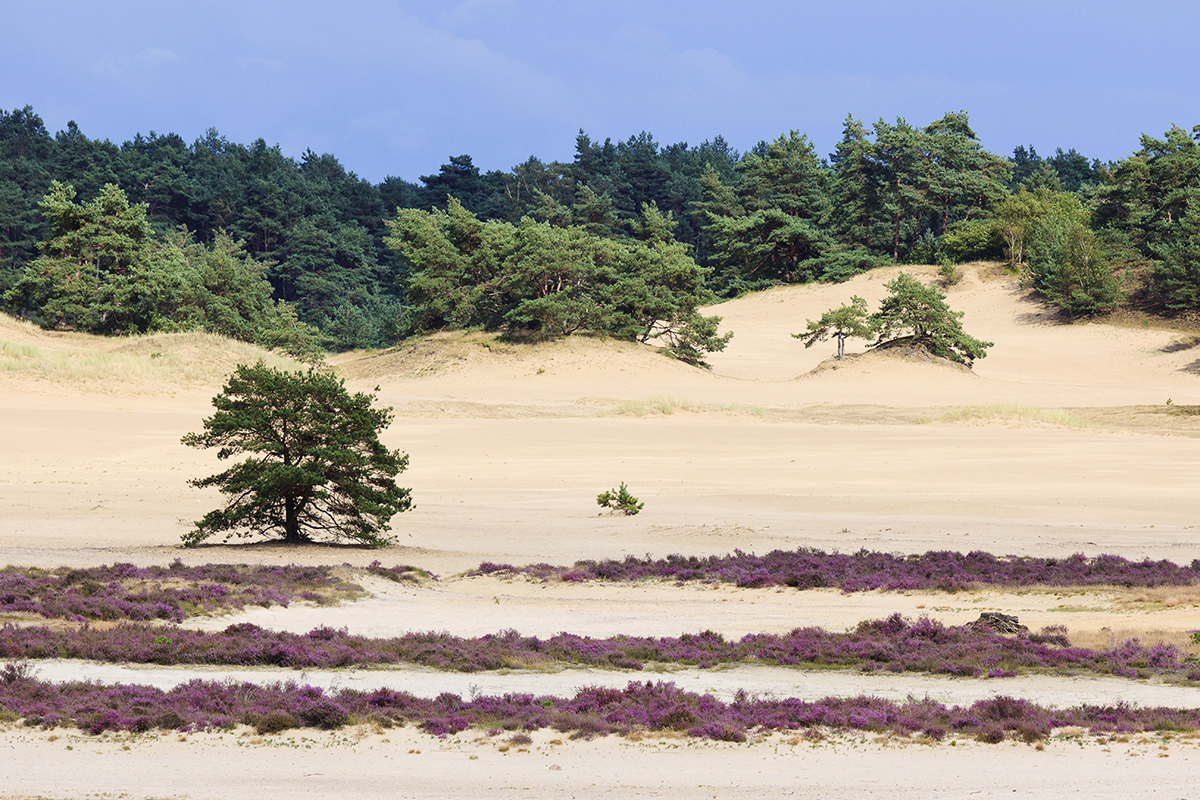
[182,362,412,547]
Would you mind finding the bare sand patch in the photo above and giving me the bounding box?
[2,724,1199,800]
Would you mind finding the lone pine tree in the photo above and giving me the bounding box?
[182,361,412,547]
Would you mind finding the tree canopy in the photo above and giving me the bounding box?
[793,295,874,359]
[1,104,1197,338]
[384,199,730,365]
[871,273,992,366]
[181,362,412,547]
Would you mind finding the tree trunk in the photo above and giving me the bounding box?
[892,208,902,262]
[284,497,301,543]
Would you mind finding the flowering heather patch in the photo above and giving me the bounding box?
[363,560,430,584]
[0,561,363,623]
[2,671,1199,743]
[474,549,1200,591]
[1,615,1195,681]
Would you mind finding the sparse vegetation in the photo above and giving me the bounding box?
[798,274,990,367]
[937,404,1093,428]
[611,396,767,418]
[597,482,644,515]
[3,673,1200,743]
[2,614,1197,682]
[0,326,302,386]
[474,548,1200,591]
[0,562,365,622]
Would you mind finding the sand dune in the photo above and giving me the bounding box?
[2,264,1200,798]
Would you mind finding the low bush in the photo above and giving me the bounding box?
[1,614,1194,682]
[0,561,362,622]
[471,548,1200,592]
[2,676,1198,743]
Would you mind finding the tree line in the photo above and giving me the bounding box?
[1,104,1197,361]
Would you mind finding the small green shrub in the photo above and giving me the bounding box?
[937,262,961,287]
[597,483,644,516]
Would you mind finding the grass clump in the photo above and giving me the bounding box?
[0,330,301,387]
[614,396,700,416]
[0,340,40,359]
[937,404,1092,428]
[612,396,769,419]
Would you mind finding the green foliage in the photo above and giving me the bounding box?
[1153,209,1200,310]
[1094,124,1200,312]
[1004,188,1119,315]
[827,115,876,250]
[181,362,411,547]
[809,247,892,283]
[596,482,643,516]
[5,105,1197,338]
[936,261,962,287]
[5,181,155,333]
[939,219,1002,263]
[384,200,730,366]
[385,198,516,331]
[1052,222,1120,315]
[871,273,992,366]
[700,131,831,284]
[793,295,874,359]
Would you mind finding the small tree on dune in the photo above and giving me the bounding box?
[792,295,875,359]
[181,361,412,547]
[871,272,992,367]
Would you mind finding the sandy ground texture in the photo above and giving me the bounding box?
[2,264,1200,798]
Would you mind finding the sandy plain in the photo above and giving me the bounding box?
[1,263,1199,798]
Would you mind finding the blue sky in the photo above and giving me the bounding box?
[2,0,1196,182]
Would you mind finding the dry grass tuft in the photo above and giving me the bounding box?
[611,395,769,419]
[1066,626,1200,653]
[937,404,1093,428]
[0,327,302,389]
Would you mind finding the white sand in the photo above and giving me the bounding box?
[2,265,1200,798]
[25,658,1200,709]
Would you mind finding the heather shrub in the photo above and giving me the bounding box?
[421,716,470,737]
[4,676,1200,743]
[688,721,745,742]
[3,613,1195,683]
[252,710,298,734]
[0,562,361,622]
[1,661,36,684]
[977,727,1006,743]
[473,548,1200,592]
[295,695,350,729]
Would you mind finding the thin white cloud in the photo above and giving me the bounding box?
[91,47,180,79]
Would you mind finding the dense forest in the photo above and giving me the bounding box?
[0,105,1196,361]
